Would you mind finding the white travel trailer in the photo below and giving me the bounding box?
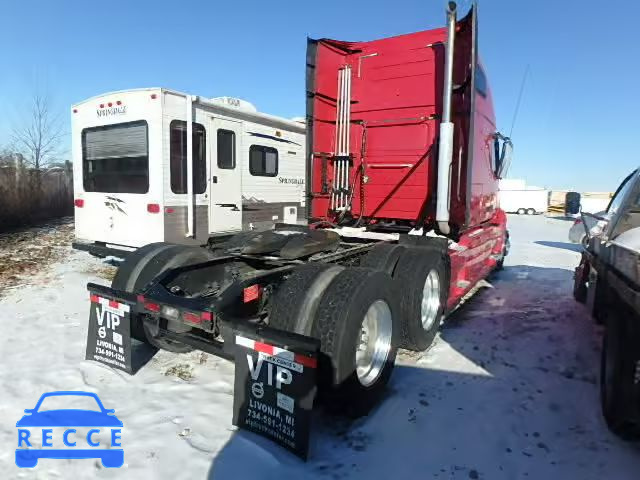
[71,88,306,257]
[498,179,549,215]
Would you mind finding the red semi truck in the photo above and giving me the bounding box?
[85,2,511,416]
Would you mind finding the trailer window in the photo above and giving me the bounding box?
[475,66,487,98]
[170,121,207,194]
[217,129,236,169]
[82,121,149,194]
[249,145,278,177]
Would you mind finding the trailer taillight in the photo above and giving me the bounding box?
[74,199,84,208]
[147,203,160,213]
[243,285,260,303]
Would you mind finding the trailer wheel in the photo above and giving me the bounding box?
[269,264,344,335]
[394,248,449,351]
[601,307,640,440]
[112,242,214,353]
[359,243,405,275]
[312,268,400,417]
[526,208,536,215]
[517,208,526,215]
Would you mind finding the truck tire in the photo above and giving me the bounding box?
[359,243,405,275]
[496,230,510,271]
[601,308,640,440]
[112,243,175,342]
[394,248,449,351]
[269,264,344,335]
[112,243,215,353]
[573,259,588,304]
[517,208,526,215]
[526,208,536,215]
[312,268,400,416]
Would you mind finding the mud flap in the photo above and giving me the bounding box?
[85,290,135,374]
[232,327,320,459]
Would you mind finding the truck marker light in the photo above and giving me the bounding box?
[201,311,213,321]
[165,207,175,214]
[72,108,78,113]
[243,285,260,303]
[147,203,160,213]
[150,94,157,99]
[99,104,104,109]
[74,199,84,208]
[116,100,122,106]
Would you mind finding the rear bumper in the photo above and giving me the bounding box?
[86,281,315,362]
[72,241,134,259]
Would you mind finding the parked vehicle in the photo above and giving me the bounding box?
[498,180,548,214]
[86,2,510,416]
[71,92,306,258]
[548,190,581,215]
[573,169,640,440]
[580,192,612,215]
[568,211,606,245]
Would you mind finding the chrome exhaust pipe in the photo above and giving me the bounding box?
[436,1,457,234]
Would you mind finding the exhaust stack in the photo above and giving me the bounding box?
[436,1,457,235]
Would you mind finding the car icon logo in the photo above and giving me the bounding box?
[16,391,123,468]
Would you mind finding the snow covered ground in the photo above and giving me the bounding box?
[1,214,639,479]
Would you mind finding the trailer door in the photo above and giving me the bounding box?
[209,117,242,233]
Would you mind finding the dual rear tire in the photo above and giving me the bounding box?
[268,243,450,416]
[360,242,449,351]
[270,266,400,417]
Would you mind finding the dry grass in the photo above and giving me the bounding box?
[84,264,117,282]
[164,364,195,381]
[0,217,74,295]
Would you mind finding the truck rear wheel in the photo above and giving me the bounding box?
[517,208,526,215]
[312,268,400,417]
[601,308,640,440]
[359,243,405,275]
[269,264,344,335]
[112,242,214,353]
[394,248,449,351]
[526,208,536,215]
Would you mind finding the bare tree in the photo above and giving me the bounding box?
[12,93,65,170]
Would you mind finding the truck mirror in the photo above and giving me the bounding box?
[494,133,513,179]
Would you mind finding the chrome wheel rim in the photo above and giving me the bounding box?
[356,300,393,387]
[421,269,441,330]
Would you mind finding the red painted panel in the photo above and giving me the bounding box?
[308,8,500,233]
